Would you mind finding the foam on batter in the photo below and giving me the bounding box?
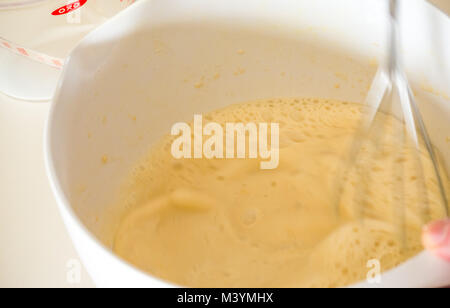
[112,98,448,288]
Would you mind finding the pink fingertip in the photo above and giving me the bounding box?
[422,219,450,262]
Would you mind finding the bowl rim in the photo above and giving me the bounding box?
[43,0,449,288]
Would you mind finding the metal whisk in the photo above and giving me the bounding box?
[333,0,449,236]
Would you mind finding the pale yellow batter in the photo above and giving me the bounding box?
[113,98,448,288]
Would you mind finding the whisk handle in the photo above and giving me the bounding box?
[387,0,400,79]
[389,0,398,19]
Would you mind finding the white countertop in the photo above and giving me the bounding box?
[0,93,94,287]
[0,1,448,288]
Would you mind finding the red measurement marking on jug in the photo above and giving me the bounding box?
[51,0,88,16]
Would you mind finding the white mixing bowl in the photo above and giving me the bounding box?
[45,0,450,287]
